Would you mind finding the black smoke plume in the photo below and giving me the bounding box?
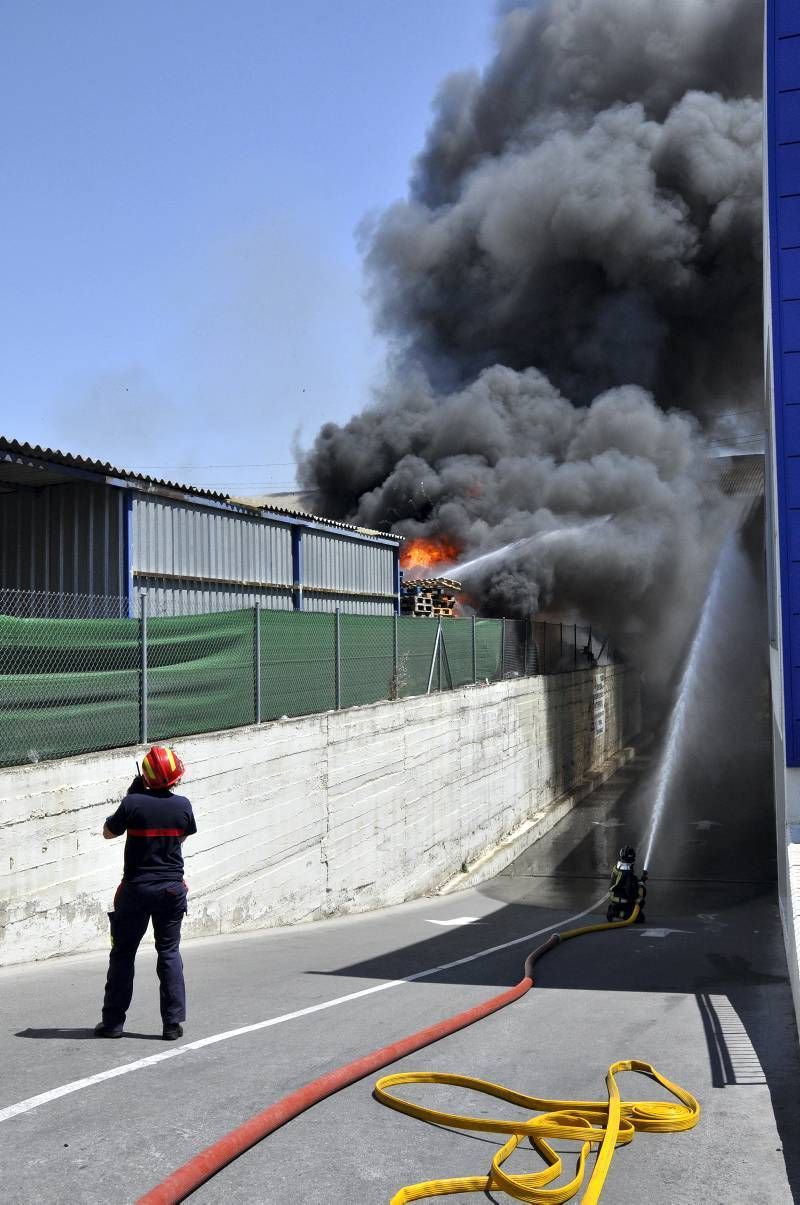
[298,0,763,671]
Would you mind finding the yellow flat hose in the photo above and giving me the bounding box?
[375,904,700,1204]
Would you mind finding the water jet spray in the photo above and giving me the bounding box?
[643,534,738,873]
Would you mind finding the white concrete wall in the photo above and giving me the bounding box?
[0,665,640,967]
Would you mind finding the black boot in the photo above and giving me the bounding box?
[94,1021,123,1038]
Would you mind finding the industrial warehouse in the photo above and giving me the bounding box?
[0,436,401,617]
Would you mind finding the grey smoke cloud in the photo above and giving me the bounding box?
[299,0,762,665]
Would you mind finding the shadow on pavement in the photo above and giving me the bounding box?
[16,1027,164,1041]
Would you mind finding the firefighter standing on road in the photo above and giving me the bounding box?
[95,745,197,1041]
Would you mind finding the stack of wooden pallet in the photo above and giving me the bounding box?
[401,577,462,617]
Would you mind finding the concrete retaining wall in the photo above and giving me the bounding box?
[0,664,640,967]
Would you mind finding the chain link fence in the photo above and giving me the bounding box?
[0,587,128,619]
[0,590,619,769]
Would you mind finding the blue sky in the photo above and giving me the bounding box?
[0,1,496,495]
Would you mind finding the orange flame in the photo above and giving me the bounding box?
[400,536,461,574]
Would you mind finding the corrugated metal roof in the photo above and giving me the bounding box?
[0,437,400,542]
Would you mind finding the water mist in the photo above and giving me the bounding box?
[643,534,739,870]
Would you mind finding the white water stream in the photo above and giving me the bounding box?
[642,535,736,870]
[450,515,613,578]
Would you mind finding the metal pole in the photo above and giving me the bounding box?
[588,624,593,662]
[523,617,528,676]
[426,621,442,694]
[334,608,341,709]
[139,590,148,744]
[542,621,547,675]
[392,613,398,700]
[573,623,577,669]
[560,622,563,663]
[471,616,477,684]
[254,600,262,723]
[500,618,506,679]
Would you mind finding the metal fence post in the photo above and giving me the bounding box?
[139,590,148,744]
[573,622,578,669]
[426,620,442,694]
[392,613,398,699]
[437,619,443,692]
[542,621,547,675]
[471,616,477,683]
[523,617,529,676]
[560,622,563,664]
[500,618,506,679]
[334,608,342,709]
[254,601,261,723]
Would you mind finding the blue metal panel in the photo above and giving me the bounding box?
[124,490,135,617]
[778,90,800,143]
[778,143,800,193]
[782,300,800,346]
[780,248,800,297]
[768,0,800,763]
[783,404,800,453]
[781,351,800,401]
[775,32,800,84]
[778,195,800,245]
[292,526,303,611]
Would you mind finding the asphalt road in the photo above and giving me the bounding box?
[2,743,798,1205]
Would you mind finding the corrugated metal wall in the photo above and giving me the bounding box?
[134,579,293,616]
[302,594,395,616]
[133,495,294,613]
[0,485,398,617]
[133,496,397,617]
[303,530,395,615]
[0,483,126,599]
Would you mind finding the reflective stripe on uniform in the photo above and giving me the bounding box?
[127,828,185,837]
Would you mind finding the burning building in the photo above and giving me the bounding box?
[299,0,762,681]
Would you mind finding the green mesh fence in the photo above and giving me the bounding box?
[0,614,140,767]
[0,608,511,769]
[147,611,257,741]
[340,613,395,708]
[395,617,439,696]
[261,610,336,720]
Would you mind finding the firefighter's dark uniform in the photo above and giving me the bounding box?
[100,783,197,1029]
[609,860,645,920]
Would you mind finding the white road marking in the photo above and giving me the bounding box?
[425,916,480,926]
[637,928,690,938]
[0,894,609,1124]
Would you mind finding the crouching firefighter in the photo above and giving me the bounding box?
[95,745,197,1041]
[607,845,647,923]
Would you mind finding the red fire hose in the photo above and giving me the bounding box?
[136,935,561,1204]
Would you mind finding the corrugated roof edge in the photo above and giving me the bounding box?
[0,437,401,542]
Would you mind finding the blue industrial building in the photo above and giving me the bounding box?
[0,437,401,617]
[765,0,800,1032]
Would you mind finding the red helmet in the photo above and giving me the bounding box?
[141,745,185,789]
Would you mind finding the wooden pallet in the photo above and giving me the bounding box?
[412,577,462,591]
